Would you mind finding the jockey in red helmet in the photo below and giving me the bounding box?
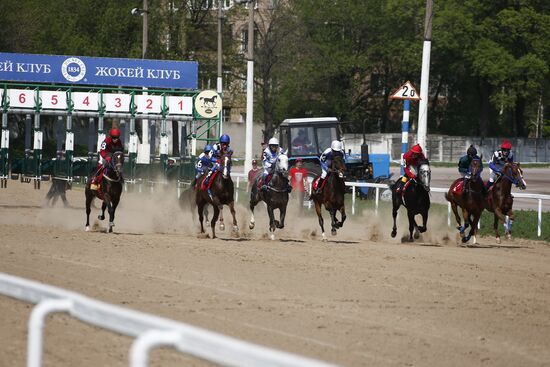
[90,128,124,191]
[402,144,426,182]
[488,140,514,188]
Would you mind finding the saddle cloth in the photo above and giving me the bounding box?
[312,176,328,192]
[199,171,219,191]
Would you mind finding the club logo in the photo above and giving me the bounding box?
[61,57,86,82]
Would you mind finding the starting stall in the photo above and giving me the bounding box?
[0,52,221,189]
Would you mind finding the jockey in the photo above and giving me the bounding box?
[193,144,216,188]
[488,140,514,188]
[90,128,123,191]
[458,145,483,179]
[261,137,290,192]
[395,144,426,192]
[315,140,344,194]
[203,134,233,186]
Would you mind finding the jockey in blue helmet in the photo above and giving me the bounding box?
[204,134,233,185]
[195,144,216,179]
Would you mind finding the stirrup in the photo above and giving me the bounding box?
[90,183,99,191]
[261,185,269,192]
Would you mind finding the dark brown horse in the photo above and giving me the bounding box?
[391,160,431,242]
[446,158,484,244]
[85,151,124,233]
[310,154,347,241]
[484,162,526,243]
[249,154,290,240]
[195,154,238,238]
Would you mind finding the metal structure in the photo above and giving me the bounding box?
[0,82,221,189]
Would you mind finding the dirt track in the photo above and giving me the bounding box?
[1,181,549,367]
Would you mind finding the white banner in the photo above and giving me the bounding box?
[136,95,162,114]
[33,130,43,150]
[73,92,99,111]
[9,89,35,109]
[103,93,131,112]
[168,96,193,115]
[40,90,67,110]
[65,132,74,151]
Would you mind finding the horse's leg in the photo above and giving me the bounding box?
[218,205,225,231]
[469,211,480,245]
[228,201,238,233]
[210,203,220,239]
[407,211,417,242]
[329,208,338,236]
[493,208,507,244]
[419,209,428,233]
[249,196,258,230]
[267,205,276,240]
[277,201,287,229]
[450,200,463,234]
[61,191,69,207]
[461,207,472,243]
[99,201,107,221]
[108,195,120,233]
[85,189,93,231]
[505,209,514,240]
[197,200,205,234]
[204,205,210,226]
[337,205,346,228]
[391,195,400,238]
[314,200,326,241]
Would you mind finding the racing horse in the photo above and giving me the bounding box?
[445,158,484,244]
[391,160,431,242]
[249,154,290,240]
[310,154,347,241]
[195,154,238,238]
[85,151,124,233]
[484,162,526,243]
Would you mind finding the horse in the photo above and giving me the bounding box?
[195,154,238,238]
[484,162,526,243]
[445,158,484,244]
[391,161,431,242]
[249,154,290,240]
[45,177,71,207]
[310,154,347,241]
[85,151,124,233]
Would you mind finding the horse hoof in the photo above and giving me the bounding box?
[233,225,239,233]
[419,226,427,233]
[506,234,512,240]
[331,229,337,236]
[270,233,275,241]
[205,220,210,226]
[473,236,478,245]
[408,237,414,242]
[496,237,501,244]
[322,233,327,241]
[414,231,420,239]
[85,226,90,232]
[108,227,113,233]
[219,223,225,231]
[98,215,105,220]
[391,230,397,238]
[462,236,470,243]
[249,223,255,230]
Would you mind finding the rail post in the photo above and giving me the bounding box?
[538,199,542,237]
[32,88,42,189]
[351,185,356,215]
[0,86,9,188]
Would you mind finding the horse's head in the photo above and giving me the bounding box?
[111,151,124,176]
[276,154,289,179]
[469,158,482,182]
[221,154,232,179]
[417,161,431,192]
[503,162,526,190]
[331,153,346,179]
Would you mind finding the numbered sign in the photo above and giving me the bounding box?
[73,92,99,111]
[40,90,67,110]
[168,96,193,115]
[135,95,162,114]
[389,81,421,100]
[103,93,131,112]
[9,89,36,108]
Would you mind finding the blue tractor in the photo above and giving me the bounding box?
[278,117,392,199]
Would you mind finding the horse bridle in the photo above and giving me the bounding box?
[501,164,523,187]
[103,152,123,183]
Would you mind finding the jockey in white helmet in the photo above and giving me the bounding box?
[261,137,291,192]
[315,140,344,193]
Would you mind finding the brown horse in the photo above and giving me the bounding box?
[446,158,484,244]
[310,154,347,241]
[195,154,238,238]
[484,162,526,243]
[85,151,124,233]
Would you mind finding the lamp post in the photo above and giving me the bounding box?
[417,0,433,154]
[235,0,255,176]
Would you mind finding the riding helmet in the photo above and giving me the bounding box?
[220,134,231,144]
[268,137,279,146]
[109,128,121,138]
[330,140,343,152]
[500,140,512,150]
[467,145,477,157]
[411,144,423,154]
[204,144,213,152]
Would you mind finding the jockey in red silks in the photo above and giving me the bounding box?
[396,144,426,191]
[90,128,123,191]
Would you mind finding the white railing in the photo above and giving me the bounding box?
[0,273,336,367]
[231,173,548,237]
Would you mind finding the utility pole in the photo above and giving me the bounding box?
[217,0,223,94]
[244,0,254,176]
[417,0,433,155]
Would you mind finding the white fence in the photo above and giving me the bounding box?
[232,174,549,238]
[0,273,336,367]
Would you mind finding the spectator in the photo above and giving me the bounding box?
[247,159,261,192]
[289,158,308,212]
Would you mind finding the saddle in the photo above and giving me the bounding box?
[199,170,219,191]
[450,178,464,195]
[257,173,272,189]
[312,176,328,192]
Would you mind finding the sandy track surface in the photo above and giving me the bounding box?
[1,182,549,367]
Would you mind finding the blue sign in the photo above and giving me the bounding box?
[0,52,198,89]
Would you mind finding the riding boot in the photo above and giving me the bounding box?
[314,178,325,194]
[287,184,292,193]
[203,171,212,186]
